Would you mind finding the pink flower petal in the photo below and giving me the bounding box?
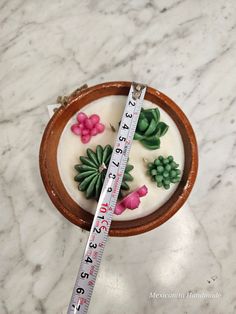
[71,124,81,135]
[79,123,85,130]
[81,134,91,143]
[84,118,93,130]
[90,114,100,125]
[96,123,105,133]
[91,128,98,136]
[137,185,148,197]
[114,203,126,215]
[77,112,87,123]
[123,193,140,209]
[114,185,148,215]
[82,129,90,135]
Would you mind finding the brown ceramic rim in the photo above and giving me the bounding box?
[39,81,198,237]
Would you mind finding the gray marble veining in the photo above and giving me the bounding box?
[0,0,236,313]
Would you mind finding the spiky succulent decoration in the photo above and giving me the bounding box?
[74,145,134,199]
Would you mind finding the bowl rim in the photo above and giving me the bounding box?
[39,81,198,236]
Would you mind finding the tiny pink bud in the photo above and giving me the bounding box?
[96,123,105,133]
[71,124,81,135]
[114,203,126,215]
[81,134,91,144]
[79,123,85,130]
[137,185,148,197]
[84,118,93,130]
[77,112,87,123]
[90,114,100,125]
[82,129,90,135]
[91,128,98,136]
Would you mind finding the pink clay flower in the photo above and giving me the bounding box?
[114,185,148,215]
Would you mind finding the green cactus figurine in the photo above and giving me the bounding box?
[74,144,134,199]
[134,107,169,150]
[147,155,181,189]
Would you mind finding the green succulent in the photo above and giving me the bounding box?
[74,144,134,199]
[134,107,169,150]
[147,155,181,189]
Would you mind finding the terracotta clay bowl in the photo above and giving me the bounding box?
[39,81,198,237]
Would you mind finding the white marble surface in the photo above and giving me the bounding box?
[0,0,236,313]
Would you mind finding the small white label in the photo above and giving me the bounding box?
[47,104,61,119]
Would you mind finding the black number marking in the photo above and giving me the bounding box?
[112,161,120,167]
[129,100,135,106]
[125,112,132,118]
[119,136,126,141]
[76,287,85,294]
[85,256,93,264]
[98,215,105,220]
[93,227,101,234]
[89,242,97,249]
[81,272,89,279]
[115,148,122,154]
[107,187,112,193]
[122,123,129,130]
[72,304,81,311]
[108,173,116,179]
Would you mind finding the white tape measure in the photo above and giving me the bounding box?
[67,82,147,314]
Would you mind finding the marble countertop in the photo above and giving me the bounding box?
[1,1,236,313]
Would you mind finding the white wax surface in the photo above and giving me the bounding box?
[57,95,184,221]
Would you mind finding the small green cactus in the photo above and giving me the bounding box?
[74,145,134,199]
[147,155,181,189]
